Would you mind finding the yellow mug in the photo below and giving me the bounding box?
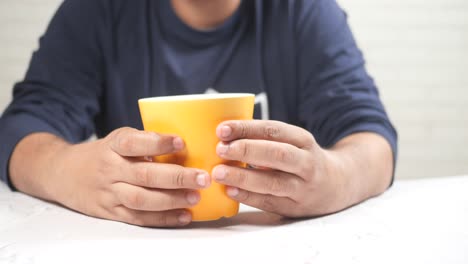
[138,93,255,221]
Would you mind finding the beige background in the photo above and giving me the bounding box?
[0,0,467,179]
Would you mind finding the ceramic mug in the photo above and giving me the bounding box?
[138,93,255,221]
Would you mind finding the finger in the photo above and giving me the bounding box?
[212,165,302,197]
[123,162,211,189]
[109,127,185,157]
[216,139,311,177]
[216,120,315,149]
[225,187,297,216]
[112,206,192,227]
[112,182,200,211]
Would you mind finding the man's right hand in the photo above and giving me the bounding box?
[9,127,210,227]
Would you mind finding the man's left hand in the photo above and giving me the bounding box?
[212,120,347,218]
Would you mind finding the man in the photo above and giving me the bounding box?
[0,0,397,227]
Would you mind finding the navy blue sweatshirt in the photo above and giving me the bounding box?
[0,0,397,188]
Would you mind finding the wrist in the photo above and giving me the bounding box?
[10,133,70,202]
[325,132,393,211]
[322,148,354,212]
[42,137,75,203]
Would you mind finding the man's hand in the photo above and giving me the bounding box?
[10,127,210,227]
[212,120,393,217]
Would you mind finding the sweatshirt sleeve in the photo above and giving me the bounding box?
[296,0,398,179]
[0,0,106,189]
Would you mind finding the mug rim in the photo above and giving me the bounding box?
[138,93,255,102]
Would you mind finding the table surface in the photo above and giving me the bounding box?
[1,175,467,264]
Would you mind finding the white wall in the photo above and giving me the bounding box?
[0,0,62,111]
[338,0,468,179]
[0,0,467,179]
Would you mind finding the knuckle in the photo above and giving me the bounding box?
[148,132,164,150]
[152,213,169,226]
[172,167,186,187]
[186,169,200,187]
[300,164,314,180]
[235,141,249,159]
[235,168,248,186]
[110,127,130,145]
[239,122,249,138]
[260,195,277,212]
[169,192,186,209]
[263,125,281,140]
[287,177,300,194]
[238,189,250,202]
[118,135,136,154]
[146,131,160,141]
[109,127,125,140]
[280,177,301,200]
[119,209,145,226]
[301,129,317,149]
[134,165,153,186]
[271,147,292,164]
[127,191,146,209]
[169,194,178,209]
[300,155,317,180]
[242,143,249,158]
[268,175,283,195]
[128,215,145,227]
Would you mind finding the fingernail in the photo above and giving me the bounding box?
[213,166,226,181]
[178,212,191,224]
[219,125,232,138]
[217,142,229,155]
[173,137,184,150]
[196,173,209,187]
[186,192,200,205]
[226,187,239,197]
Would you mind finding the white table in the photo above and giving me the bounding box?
[1,176,467,264]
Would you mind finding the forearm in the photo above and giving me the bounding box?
[9,133,70,202]
[327,132,394,209]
